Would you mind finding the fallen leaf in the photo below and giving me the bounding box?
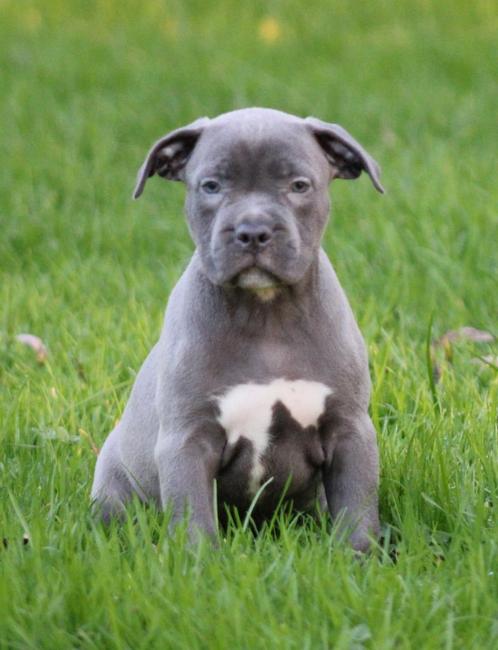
[15,333,48,363]
[434,326,495,347]
[431,326,495,383]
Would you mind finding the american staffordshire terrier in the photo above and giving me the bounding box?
[91,108,384,551]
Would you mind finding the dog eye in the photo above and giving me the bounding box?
[201,179,221,194]
[290,178,311,193]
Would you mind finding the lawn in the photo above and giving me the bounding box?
[0,1,497,648]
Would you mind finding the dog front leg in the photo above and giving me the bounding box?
[322,414,380,552]
[154,431,224,542]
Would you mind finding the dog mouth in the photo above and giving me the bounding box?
[232,267,283,302]
[236,267,280,290]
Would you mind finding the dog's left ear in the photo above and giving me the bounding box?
[133,117,210,199]
[305,117,384,193]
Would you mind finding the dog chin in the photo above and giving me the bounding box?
[237,268,278,289]
[235,268,282,301]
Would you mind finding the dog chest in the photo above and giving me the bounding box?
[216,378,332,494]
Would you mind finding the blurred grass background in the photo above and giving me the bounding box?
[0,1,497,648]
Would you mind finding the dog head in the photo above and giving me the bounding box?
[134,108,383,293]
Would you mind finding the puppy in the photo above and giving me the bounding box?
[91,108,384,551]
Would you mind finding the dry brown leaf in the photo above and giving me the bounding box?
[15,333,48,363]
[431,326,495,383]
[434,327,495,348]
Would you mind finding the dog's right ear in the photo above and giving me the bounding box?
[133,117,210,199]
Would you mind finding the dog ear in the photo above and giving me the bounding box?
[133,117,210,199]
[304,117,384,193]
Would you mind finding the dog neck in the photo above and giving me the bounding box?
[189,252,325,337]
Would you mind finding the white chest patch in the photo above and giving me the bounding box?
[216,379,332,494]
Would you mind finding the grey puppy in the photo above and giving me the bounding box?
[91,107,384,552]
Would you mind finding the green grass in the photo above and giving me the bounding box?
[1,0,497,647]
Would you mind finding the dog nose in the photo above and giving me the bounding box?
[235,223,273,250]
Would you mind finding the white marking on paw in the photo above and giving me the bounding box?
[216,379,332,494]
